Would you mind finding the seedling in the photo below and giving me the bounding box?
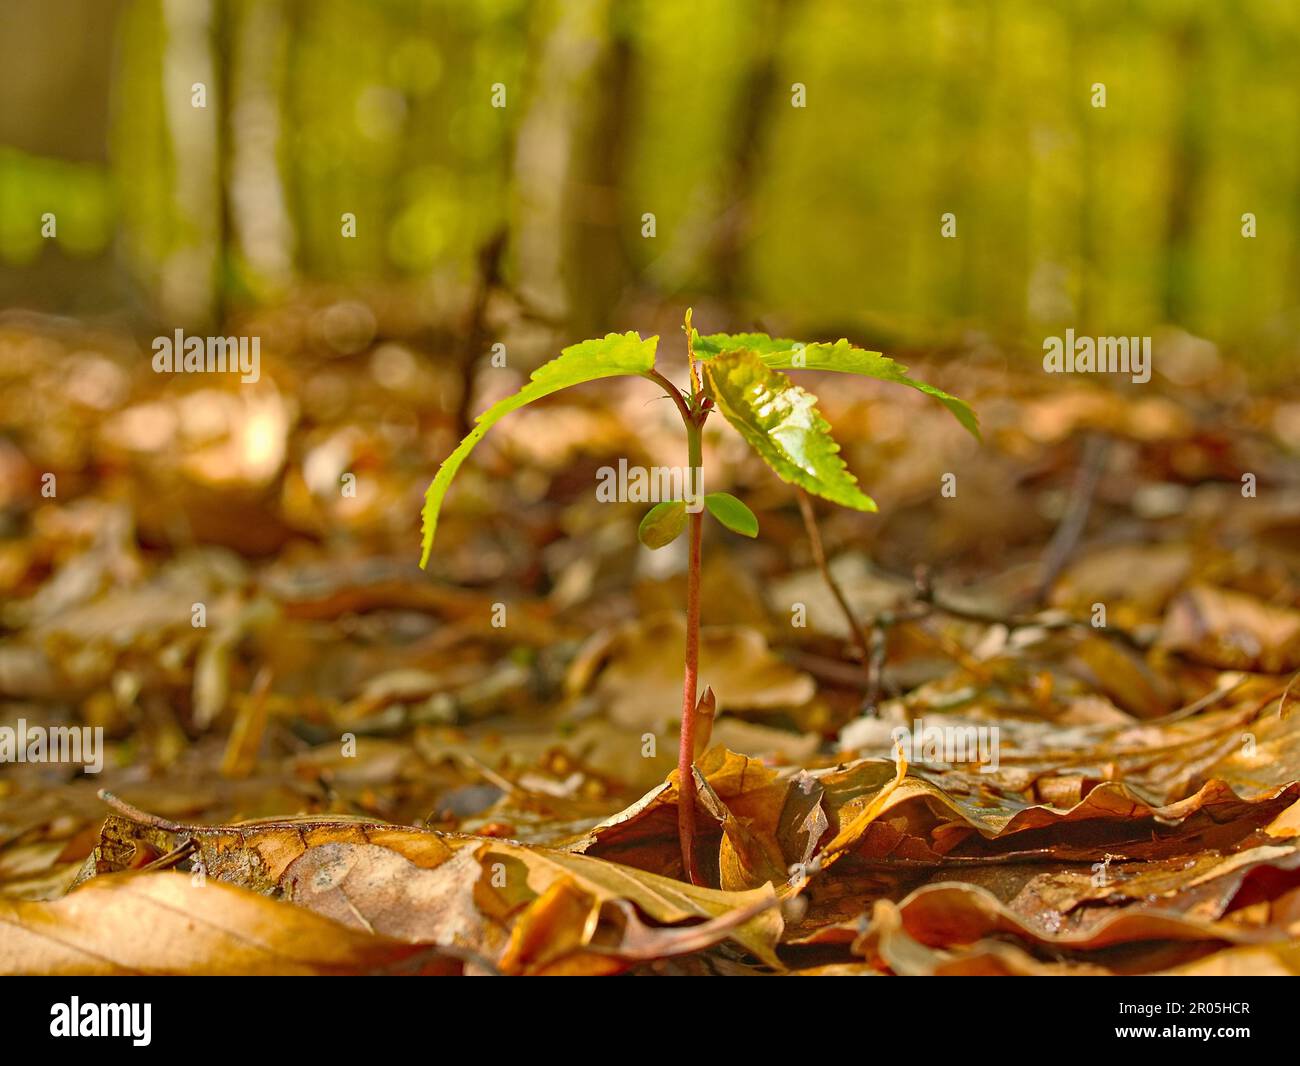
[419,311,978,884]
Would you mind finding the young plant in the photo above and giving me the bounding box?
[418,312,978,884]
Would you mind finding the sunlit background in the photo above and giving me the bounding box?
[5,2,1300,941]
[2,0,1298,369]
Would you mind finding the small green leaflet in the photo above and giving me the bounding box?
[638,500,687,549]
[419,332,658,567]
[638,494,758,544]
[703,350,877,513]
[704,493,758,537]
[692,331,979,439]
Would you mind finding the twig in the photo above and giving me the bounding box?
[794,490,873,665]
[1278,670,1300,719]
[98,790,184,832]
[913,565,1149,651]
[1150,673,1248,723]
[140,840,197,871]
[792,493,1147,717]
[1033,432,1110,605]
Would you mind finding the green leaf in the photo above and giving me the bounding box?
[693,331,979,440]
[704,493,758,537]
[419,332,658,567]
[638,500,687,549]
[703,350,877,513]
[693,332,799,360]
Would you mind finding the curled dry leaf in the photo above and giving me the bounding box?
[76,794,784,975]
[853,898,1109,977]
[476,839,784,970]
[0,871,460,976]
[283,837,784,973]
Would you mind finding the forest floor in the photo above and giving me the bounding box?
[2,310,1300,975]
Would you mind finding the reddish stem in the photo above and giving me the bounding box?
[645,359,707,885]
[678,504,704,884]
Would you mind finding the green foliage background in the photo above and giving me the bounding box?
[1,0,1297,364]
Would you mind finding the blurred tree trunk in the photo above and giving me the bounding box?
[566,16,634,338]
[0,0,121,313]
[707,0,796,306]
[0,0,118,162]
[159,0,221,327]
[226,0,295,306]
[1162,17,1206,325]
[1071,8,1097,332]
[511,0,614,335]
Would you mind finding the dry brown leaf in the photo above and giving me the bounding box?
[80,800,457,893]
[83,795,784,973]
[1161,585,1300,672]
[566,612,815,730]
[477,838,785,969]
[0,870,459,975]
[852,898,1106,976]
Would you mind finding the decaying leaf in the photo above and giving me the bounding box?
[6,307,1300,979]
[566,612,816,730]
[68,793,785,975]
[0,871,460,976]
[1161,585,1300,672]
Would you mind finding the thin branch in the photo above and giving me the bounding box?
[794,490,879,708]
[643,368,696,427]
[794,490,872,663]
[1033,432,1110,605]
[912,564,1149,651]
[98,791,184,832]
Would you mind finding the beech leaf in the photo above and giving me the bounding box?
[694,331,979,439]
[420,332,658,566]
[702,350,876,512]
